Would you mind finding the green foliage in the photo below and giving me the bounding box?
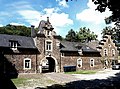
[65,29,76,42]
[65,27,98,42]
[0,24,32,36]
[101,26,120,41]
[92,0,120,24]
[12,78,29,87]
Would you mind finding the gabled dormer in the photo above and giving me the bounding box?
[9,40,19,51]
[37,17,54,37]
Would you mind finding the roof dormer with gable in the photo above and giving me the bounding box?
[37,17,54,37]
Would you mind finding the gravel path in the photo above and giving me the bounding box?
[44,72,80,83]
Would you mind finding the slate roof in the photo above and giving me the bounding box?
[0,34,37,49]
[60,41,99,53]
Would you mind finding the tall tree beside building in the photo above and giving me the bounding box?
[101,26,120,41]
[76,27,97,42]
[65,27,98,42]
[65,29,76,42]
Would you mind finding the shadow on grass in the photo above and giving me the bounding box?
[35,71,120,89]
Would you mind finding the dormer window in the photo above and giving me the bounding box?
[9,40,18,50]
[78,49,83,55]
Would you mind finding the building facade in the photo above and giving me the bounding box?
[0,17,119,74]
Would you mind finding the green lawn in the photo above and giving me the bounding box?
[11,74,56,88]
[12,78,29,87]
[65,70,97,74]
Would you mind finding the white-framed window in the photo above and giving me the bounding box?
[78,49,83,55]
[111,49,115,56]
[9,41,18,50]
[104,48,108,56]
[61,53,64,57]
[90,58,94,67]
[77,58,82,68]
[46,30,51,36]
[24,58,31,69]
[104,59,108,66]
[46,40,52,51]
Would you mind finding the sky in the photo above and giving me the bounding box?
[0,0,114,40]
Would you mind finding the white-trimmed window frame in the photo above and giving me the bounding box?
[111,49,115,56]
[46,40,52,51]
[77,58,82,68]
[90,58,94,67]
[24,58,31,69]
[104,48,108,56]
[46,30,51,36]
[10,41,18,50]
[61,53,64,57]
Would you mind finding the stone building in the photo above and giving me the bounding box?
[0,17,119,74]
[97,34,119,68]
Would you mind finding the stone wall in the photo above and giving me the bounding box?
[5,54,37,73]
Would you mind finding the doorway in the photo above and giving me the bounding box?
[42,57,55,73]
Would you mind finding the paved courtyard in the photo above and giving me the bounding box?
[17,69,120,89]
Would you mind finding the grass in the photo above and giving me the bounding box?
[12,78,29,86]
[12,78,29,87]
[65,70,97,74]
[11,74,56,88]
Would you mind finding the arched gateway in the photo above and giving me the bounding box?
[39,56,59,73]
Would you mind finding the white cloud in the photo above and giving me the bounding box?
[17,10,42,27]
[0,24,3,27]
[76,0,113,40]
[17,7,73,29]
[56,0,69,8]
[10,22,25,26]
[76,0,111,25]
[7,1,72,36]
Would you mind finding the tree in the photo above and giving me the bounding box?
[101,26,120,41]
[65,29,76,42]
[65,27,98,42]
[0,24,33,37]
[92,0,120,24]
[65,0,120,24]
[76,27,97,43]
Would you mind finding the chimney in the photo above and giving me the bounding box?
[47,17,50,23]
[31,25,36,37]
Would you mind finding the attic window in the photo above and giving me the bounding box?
[78,49,83,55]
[9,40,18,50]
[46,30,51,36]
